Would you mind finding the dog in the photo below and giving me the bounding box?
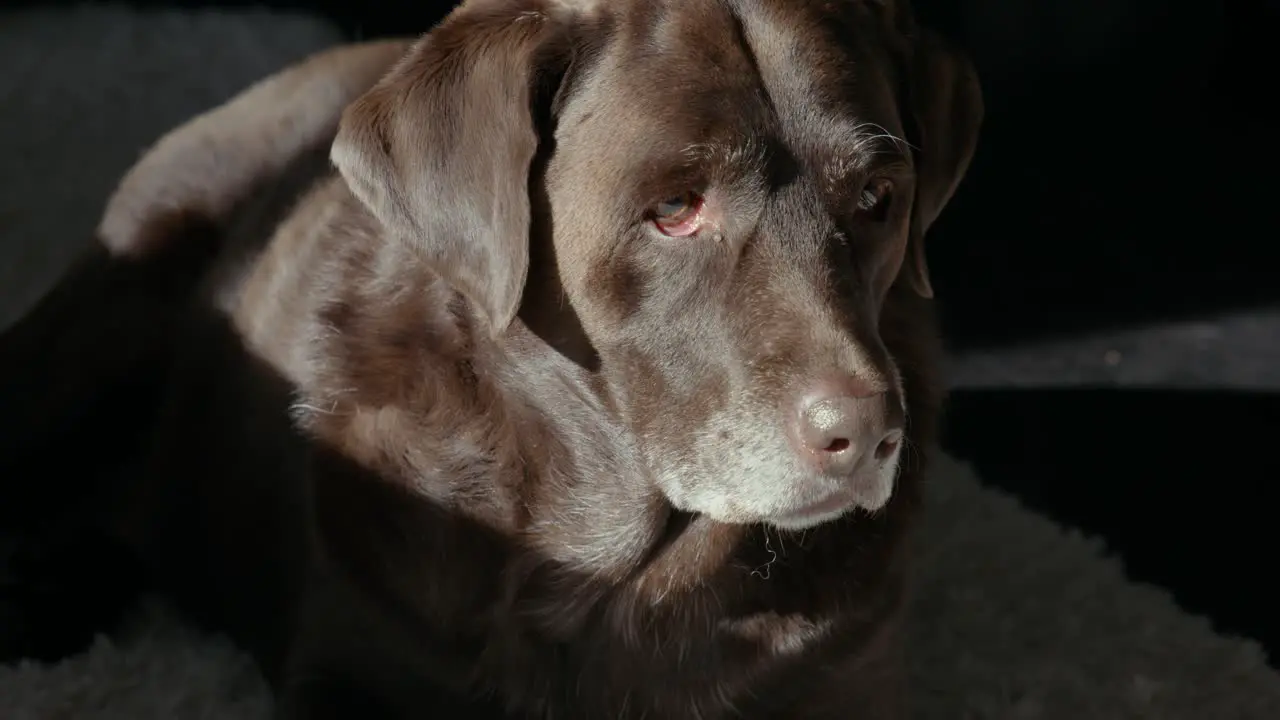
[0,0,982,717]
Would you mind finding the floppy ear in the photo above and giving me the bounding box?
[901,28,984,298]
[330,2,576,336]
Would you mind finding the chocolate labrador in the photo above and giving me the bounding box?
[0,0,982,717]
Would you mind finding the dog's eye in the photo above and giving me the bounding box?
[651,191,704,237]
[855,178,893,222]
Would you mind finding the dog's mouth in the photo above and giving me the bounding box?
[768,491,860,530]
[765,458,900,531]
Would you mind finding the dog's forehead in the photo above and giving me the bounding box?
[599,0,903,152]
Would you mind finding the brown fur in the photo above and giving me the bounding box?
[1,1,982,717]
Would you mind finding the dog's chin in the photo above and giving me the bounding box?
[765,472,897,531]
[660,462,899,533]
[766,498,860,531]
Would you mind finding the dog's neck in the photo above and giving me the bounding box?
[495,322,760,586]
[486,322,674,573]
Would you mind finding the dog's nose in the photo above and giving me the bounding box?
[789,378,904,476]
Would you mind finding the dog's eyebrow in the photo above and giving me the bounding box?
[842,121,913,161]
[680,137,770,171]
[821,120,914,181]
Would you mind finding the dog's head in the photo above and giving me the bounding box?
[332,0,982,530]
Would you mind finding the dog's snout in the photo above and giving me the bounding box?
[789,377,903,477]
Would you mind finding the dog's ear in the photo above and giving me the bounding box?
[331,2,580,337]
[900,27,984,298]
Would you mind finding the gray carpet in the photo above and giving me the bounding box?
[947,310,1280,391]
[2,5,1278,719]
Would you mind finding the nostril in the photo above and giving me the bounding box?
[823,437,851,454]
[874,431,902,461]
[797,396,858,456]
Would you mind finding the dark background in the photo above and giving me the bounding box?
[9,0,1280,666]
